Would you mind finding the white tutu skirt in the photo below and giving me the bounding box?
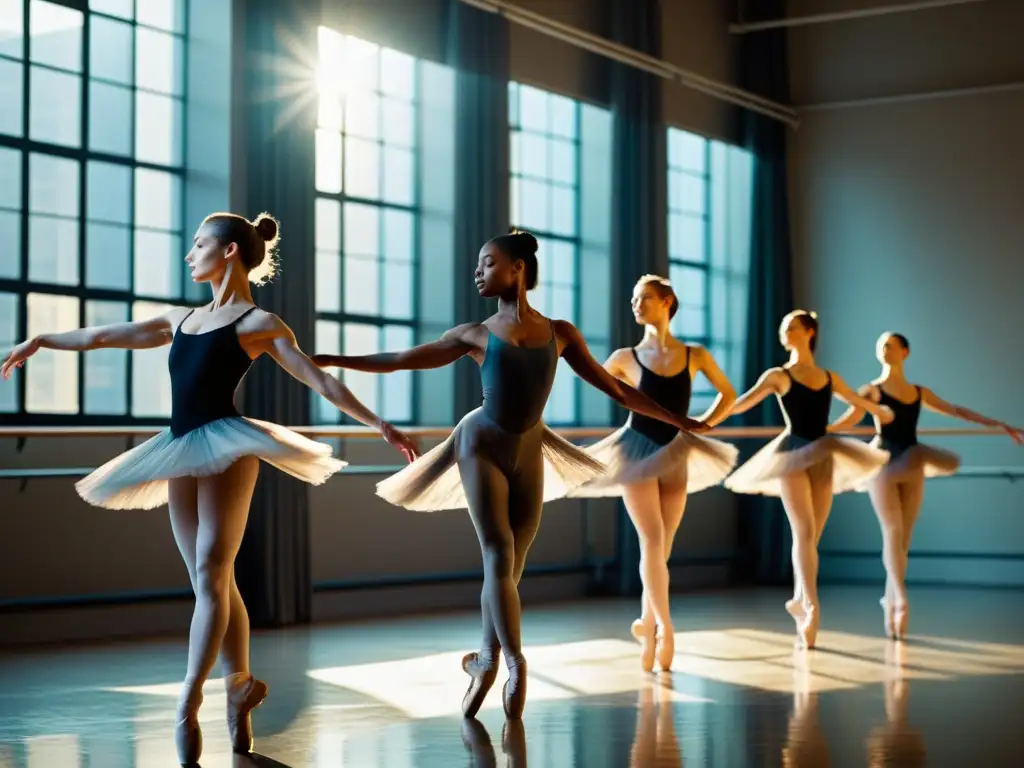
[76,416,347,510]
[856,438,961,490]
[568,425,739,497]
[376,407,606,511]
[724,432,890,497]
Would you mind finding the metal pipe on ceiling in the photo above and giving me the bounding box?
[729,0,989,34]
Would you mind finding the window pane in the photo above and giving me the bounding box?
[89,15,132,84]
[382,146,414,206]
[135,91,182,166]
[382,261,412,320]
[90,0,133,21]
[549,139,575,185]
[131,300,172,416]
[380,48,414,99]
[519,132,547,179]
[0,59,23,136]
[517,178,549,232]
[673,306,706,340]
[509,130,521,175]
[0,292,17,412]
[518,85,547,133]
[30,66,81,147]
[381,98,414,147]
[543,361,574,424]
[343,91,380,140]
[344,255,378,315]
[29,1,82,72]
[343,202,380,256]
[0,0,24,59]
[318,92,342,131]
[551,285,574,322]
[549,240,575,286]
[89,80,132,156]
[135,26,183,96]
[134,229,181,298]
[668,128,706,173]
[315,129,342,193]
[0,148,19,209]
[315,251,340,312]
[84,300,128,414]
[710,272,728,341]
[26,292,79,413]
[548,94,577,139]
[382,325,412,422]
[315,198,341,251]
[341,35,379,93]
[136,0,185,33]
[383,209,413,262]
[29,215,79,285]
[0,211,20,279]
[670,170,706,215]
[507,82,519,124]
[550,185,575,237]
[673,264,707,309]
[134,167,181,230]
[314,320,341,423]
[342,322,378,413]
[344,137,380,199]
[669,213,706,262]
[30,153,79,216]
[509,177,520,229]
[87,161,131,224]
[86,222,130,289]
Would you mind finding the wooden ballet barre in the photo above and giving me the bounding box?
[0,425,1007,439]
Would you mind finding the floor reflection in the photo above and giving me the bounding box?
[0,588,1022,767]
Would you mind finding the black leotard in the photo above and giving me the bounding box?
[628,347,691,446]
[877,387,921,458]
[480,326,558,433]
[168,307,258,437]
[780,367,832,448]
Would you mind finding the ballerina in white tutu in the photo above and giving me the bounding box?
[723,310,893,647]
[1,211,419,764]
[571,275,738,672]
[830,331,1023,639]
[313,230,702,719]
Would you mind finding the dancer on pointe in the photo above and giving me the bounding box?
[829,331,1023,639]
[312,230,702,719]
[571,275,739,672]
[1,212,419,765]
[723,310,893,648]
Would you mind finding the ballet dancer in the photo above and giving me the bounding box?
[1,212,419,765]
[723,310,893,648]
[312,230,702,719]
[571,274,739,672]
[830,331,1023,639]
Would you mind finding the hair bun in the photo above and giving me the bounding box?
[253,213,279,243]
[509,228,538,254]
[808,310,818,319]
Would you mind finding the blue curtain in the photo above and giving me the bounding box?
[735,0,795,585]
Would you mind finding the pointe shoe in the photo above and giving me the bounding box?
[631,619,656,673]
[175,713,202,766]
[798,605,819,649]
[880,597,895,639]
[785,598,806,623]
[226,675,269,755]
[502,658,528,720]
[656,627,675,672]
[461,652,498,718]
[893,603,909,641]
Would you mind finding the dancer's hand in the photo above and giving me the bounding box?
[676,415,708,433]
[1001,423,1024,445]
[0,338,40,379]
[310,354,338,368]
[379,421,421,462]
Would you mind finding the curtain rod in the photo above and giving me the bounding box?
[458,0,799,128]
[730,0,989,34]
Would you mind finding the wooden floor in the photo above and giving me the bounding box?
[0,586,1022,767]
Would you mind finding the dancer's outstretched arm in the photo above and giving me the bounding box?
[556,320,704,432]
[921,388,1023,444]
[692,346,737,427]
[831,373,893,423]
[249,313,420,461]
[1,310,182,378]
[311,323,479,372]
[726,368,785,417]
[828,384,876,433]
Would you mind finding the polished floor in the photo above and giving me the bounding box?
[1,586,1022,766]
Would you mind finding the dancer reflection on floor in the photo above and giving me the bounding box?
[629,678,683,767]
[312,230,702,719]
[830,332,1023,639]
[1,212,418,766]
[572,275,738,672]
[723,311,892,648]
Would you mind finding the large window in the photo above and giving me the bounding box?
[667,127,753,413]
[313,27,420,425]
[0,0,188,422]
[510,82,612,426]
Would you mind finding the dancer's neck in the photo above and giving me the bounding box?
[641,322,673,350]
[208,263,254,311]
[788,348,815,366]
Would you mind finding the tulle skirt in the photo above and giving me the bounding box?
[724,432,890,497]
[76,416,347,510]
[568,425,739,497]
[857,438,961,490]
[375,407,606,511]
